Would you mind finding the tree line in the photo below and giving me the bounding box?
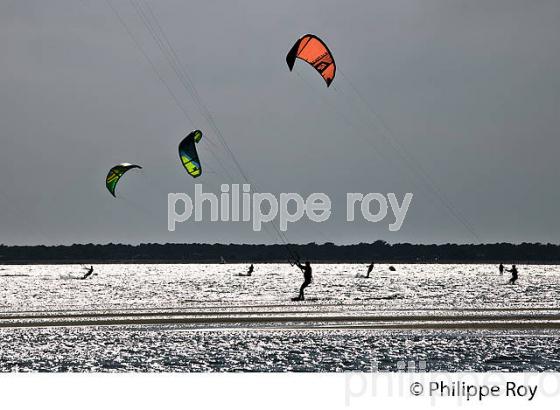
[1,241,560,263]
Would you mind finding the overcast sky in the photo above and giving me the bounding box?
[1,0,559,245]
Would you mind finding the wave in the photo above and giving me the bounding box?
[0,274,30,277]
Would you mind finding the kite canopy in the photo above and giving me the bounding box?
[105,163,142,197]
[179,130,203,178]
[286,34,336,87]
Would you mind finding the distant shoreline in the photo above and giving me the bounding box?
[1,259,560,265]
[2,241,560,264]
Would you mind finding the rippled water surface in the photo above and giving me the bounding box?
[1,263,559,310]
[2,327,560,372]
[1,263,559,371]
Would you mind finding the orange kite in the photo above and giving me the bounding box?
[286,34,336,87]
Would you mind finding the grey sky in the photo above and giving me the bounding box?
[1,0,559,245]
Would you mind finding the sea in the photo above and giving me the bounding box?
[1,263,559,372]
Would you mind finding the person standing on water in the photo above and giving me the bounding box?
[239,264,254,276]
[507,264,518,285]
[499,263,504,275]
[82,266,94,280]
[295,261,313,300]
[365,262,374,278]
